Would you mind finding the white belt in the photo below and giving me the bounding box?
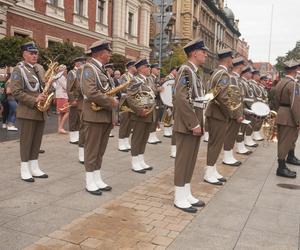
[193,102,206,109]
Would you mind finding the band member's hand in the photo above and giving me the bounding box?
[192,126,202,136]
[236,116,244,123]
[139,109,149,117]
[111,97,119,108]
[71,100,78,107]
[36,93,46,103]
[157,86,164,92]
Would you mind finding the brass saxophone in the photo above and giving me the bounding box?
[36,60,59,112]
[91,79,131,111]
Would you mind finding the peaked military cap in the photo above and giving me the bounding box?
[283,59,300,70]
[89,40,112,53]
[251,67,260,75]
[126,60,136,68]
[151,63,160,69]
[183,38,209,54]
[232,57,245,67]
[21,41,38,52]
[260,74,268,80]
[72,56,86,63]
[104,63,114,69]
[217,48,234,59]
[135,59,150,69]
[85,49,92,56]
[241,65,252,75]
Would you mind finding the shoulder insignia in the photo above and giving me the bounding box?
[295,84,300,96]
[219,77,229,85]
[83,68,92,79]
[11,72,20,81]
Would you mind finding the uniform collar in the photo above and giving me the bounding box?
[25,62,34,68]
[188,61,198,72]
[128,72,133,78]
[219,65,228,72]
[139,74,147,81]
[241,76,247,81]
[286,75,296,81]
[232,71,240,77]
[91,58,103,68]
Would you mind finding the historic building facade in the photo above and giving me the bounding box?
[0,0,152,59]
[150,0,247,71]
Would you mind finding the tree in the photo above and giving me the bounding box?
[38,40,85,71]
[0,36,32,67]
[109,53,127,74]
[275,41,300,76]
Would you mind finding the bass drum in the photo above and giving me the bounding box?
[249,101,270,120]
[160,79,175,107]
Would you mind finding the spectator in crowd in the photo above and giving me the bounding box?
[5,78,18,131]
[0,74,8,129]
[53,64,69,134]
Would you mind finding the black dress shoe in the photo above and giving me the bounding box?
[99,186,112,191]
[79,161,84,164]
[86,188,102,195]
[156,140,162,144]
[33,174,48,178]
[132,169,146,174]
[144,166,153,171]
[286,156,300,166]
[218,177,227,182]
[276,167,297,178]
[204,180,223,185]
[174,204,197,213]
[39,149,45,154]
[118,149,129,152]
[245,143,258,148]
[191,200,205,207]
[222,161,241,166]
[22,178,35,182]
[69,141,79,145]
[237,151,252,155]
[163,135,171,138]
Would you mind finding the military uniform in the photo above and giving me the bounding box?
[80,41,114,195]
[118,63,135,152]
[173,38,208,213]
[126,59,156,173]
[235,67,254,155]
[204,48,242,185]
[275,60,300,178]
[147,66,162,144]
[9,42,48,182]
[223,60,244,166]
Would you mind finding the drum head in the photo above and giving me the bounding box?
[251,102,270,117]
[160,79,174,107]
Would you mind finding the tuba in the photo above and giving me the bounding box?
[262,110,277,142]
[36,59,59,112]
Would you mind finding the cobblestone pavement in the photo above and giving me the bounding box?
[0,127,299,249]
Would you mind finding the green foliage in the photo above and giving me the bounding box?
[160,45,187,75]
[275,41,300,76]
[38,40,85,71]
[0,36,32,67]
[109,53,127,74]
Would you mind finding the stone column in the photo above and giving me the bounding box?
[0,5,8,39]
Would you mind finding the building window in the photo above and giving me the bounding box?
[14,32,29,38]
[45,35,63,48]
[48,0,58,6]
[48,40,61,48]
[97,0,105,24]
[75,0,84,16]
[128,12,134,35]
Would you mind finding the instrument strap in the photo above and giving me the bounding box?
[18,62,40,92]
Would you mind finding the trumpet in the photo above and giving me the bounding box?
[262,110,277,142]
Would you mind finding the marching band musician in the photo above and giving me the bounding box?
[80,40,117,195]
[173,38,207,213]
[147,63,163,144]
[275,59,300,178]
[9,41,48,182]
[165,67,178,158]
[249,69,265,142]
[204,48,244,185]
[222,57,245,166]
[118,60,137,152]
[126,59,155,174]
[67,57,86,144]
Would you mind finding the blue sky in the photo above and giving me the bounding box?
[227,0,300,64]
